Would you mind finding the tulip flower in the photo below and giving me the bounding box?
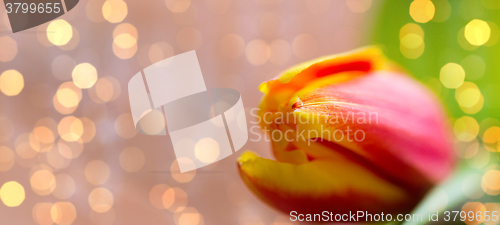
[237,47,455,220]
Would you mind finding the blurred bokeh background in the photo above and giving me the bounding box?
[374,1,500,225]
[0,0,498,224]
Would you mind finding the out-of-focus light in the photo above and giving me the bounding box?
[46,146,71,169]
[86,0,106,23]
[102,0,128,23]
[47,19,73,46]
[399,28,425,59]
[150,184,171,209]
[163,188,176,209]
[458,27,479,51]
[172,4,198,26]
[345,0,372,13]
[485,21,499,46]
[112,24,138,59]
[30,169,56,196]
[52,174,76,199]
[440,63,465,89]
[454,116,479,142]
[58,27,80,51]
[0,146,15,172]
[165,0,191,13]
[119,147,145,172]
[194,138,220,163]
[460,142,479,159]
[432,0,451,22]
[89,187,114,213]
[461,202,486,225]
[15,134,39,159]
[484,203,500,225]
[51,202,77,225]
[481,169,500,195]
[112,42,137,59]
[0,181,25,207]
[245,39,270,65]
[410,0,435,23]
[483,126,500,144]
[400,23,424,39]
[57,139,84,159]
[114,33,136,49]
[467,147,491,169]
[174,207,203,225]
[58,116,84,142]
[37,23,53,47]
[0,69,24,96]
[137,109,165,135]
[455,82,482,107]
[115,113,137,139]
[113,23,138,39]
[29,132,46,152]
[148,42,175,64]
[171,158,196,183]
[53,82,82,114]
[57,88,80,108]
[72,63,98,89]
[33,202,54,225]
[401,33,423,49]
[0,36,18,62]
[465,19,491,46]
[85,160,110,185]
[165,187,188,212]
[79,117,96,143]
[455,82,484,114]
[33,126,55,145]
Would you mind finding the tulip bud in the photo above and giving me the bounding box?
[238,47,455,219]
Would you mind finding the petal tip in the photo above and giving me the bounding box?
[237,151,259,166]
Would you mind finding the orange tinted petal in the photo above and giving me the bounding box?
[238,151,418,216]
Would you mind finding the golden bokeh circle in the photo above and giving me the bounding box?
[47,19,73,46]
[465,19,491,46]
[72,63,98,89]
[89,187,114,213]
[0,69,24,96]
[194,138,220,163]
[409,0,435,23]
[102,0,128,23]
[440,63,465,89]
[0,181,25,207]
